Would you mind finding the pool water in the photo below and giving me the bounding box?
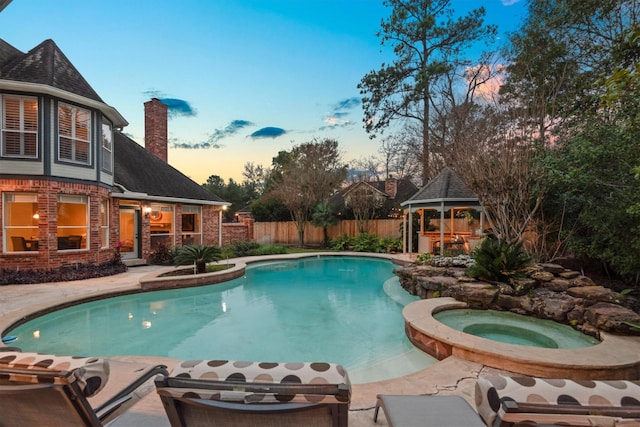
[8,256,436,383]
[434,309,600,348]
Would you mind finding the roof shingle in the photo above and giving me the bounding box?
[0,38,102,102]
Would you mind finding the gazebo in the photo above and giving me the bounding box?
[401,167,485,256]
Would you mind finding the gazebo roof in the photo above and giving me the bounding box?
[401,167,482,211]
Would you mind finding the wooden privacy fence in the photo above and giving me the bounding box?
[253,219,404,246]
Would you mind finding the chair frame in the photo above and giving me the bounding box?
[155,375,350,427]
[0,362,168,426]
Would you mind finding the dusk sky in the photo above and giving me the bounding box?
[1,0,526,184]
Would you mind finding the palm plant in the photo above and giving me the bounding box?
[173,245,222,274]
[466,237,531,283]
[311,203,338,248]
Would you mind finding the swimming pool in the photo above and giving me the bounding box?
[7,256,436,383]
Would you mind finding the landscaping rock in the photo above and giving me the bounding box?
[566,286,623,305]
[540,263,565,274]
[558,270,581,279]
[583,303,640,334]
[544,278,571,292]
[395,258,639,336]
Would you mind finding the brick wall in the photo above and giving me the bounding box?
[0,178,114,270]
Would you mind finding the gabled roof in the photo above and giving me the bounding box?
[113,132,226,205]
[0,38,127,127]
[0,39,103,102]
[0,39,21,67]
[343,181,388,199]
[404,167,477,203]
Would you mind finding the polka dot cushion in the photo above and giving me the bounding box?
[0,351,109,397]
[475,375,640,427]
[158,360,351,404]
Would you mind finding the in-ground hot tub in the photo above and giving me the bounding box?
[434,308,599,349]
[403,298,640,380]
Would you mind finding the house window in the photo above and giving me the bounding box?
[58,103,91,164]
[3,193,39,252]
[149,204,174,250]
[100,199,109,249]
[57,195,88,250]
[1,95,38,158]
[101,122,112,172]
[181,205,202,245]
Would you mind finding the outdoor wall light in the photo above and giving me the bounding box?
[144,206,152,218]
[32,211,39,219]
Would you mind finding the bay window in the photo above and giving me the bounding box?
[3,193,39,252]
[1,95,38,158]
[57,195,88,250]
[59,103,91,164]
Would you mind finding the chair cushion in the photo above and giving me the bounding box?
[475,375,640,426]
[0,351,109,397]
[161,360,351,404]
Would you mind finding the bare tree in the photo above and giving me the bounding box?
[269,138,347,246]
[448,106,547,246]
[344,179,387,233]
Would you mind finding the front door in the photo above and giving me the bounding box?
[119,207,140,259]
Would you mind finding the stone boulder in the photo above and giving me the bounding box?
[583,303,640,334]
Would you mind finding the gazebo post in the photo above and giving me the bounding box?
[402,208,408,254]
[408,206,413,257]
[439,201,445,256]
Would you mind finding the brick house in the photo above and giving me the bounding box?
[0,38,229,270]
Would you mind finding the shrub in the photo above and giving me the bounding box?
[224,241,260,257]
[381,237,402,253]
[149,242,174,265]
[250,245,288,255]
[330,234,355,251]
[0,261,127,285]
[353,233,384,253]
[466,237,532,283]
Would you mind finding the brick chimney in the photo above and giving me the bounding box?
[144,98,168,162]
[385,177,398,199]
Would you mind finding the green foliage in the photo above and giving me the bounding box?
[250,196,290,222]
[467,237,532,283]
[330,234,355,251]
[359,0,496,184]
[202,175,260,221]
[415,252,432,265]
[222,241,261,257]
[173,245,222,274]
[352,233,384,252]
[311,203,338,247]
[250,245,288,256]
[330,233,400,253]
[381,237,402,253]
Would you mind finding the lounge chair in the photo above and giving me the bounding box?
[154,359,351,426]
[0,351,168,426]
[475,375,640,426]
[374,394,486,426]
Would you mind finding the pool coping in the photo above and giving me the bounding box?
[404,297,640,380]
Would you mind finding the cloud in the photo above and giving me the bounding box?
[142,90,197,119]
[159,98,197,118]
[500,0,521,5]
[321,97,361,130]
[169,136,222,150]
[250,127,287,139]
[209,119,255,143]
